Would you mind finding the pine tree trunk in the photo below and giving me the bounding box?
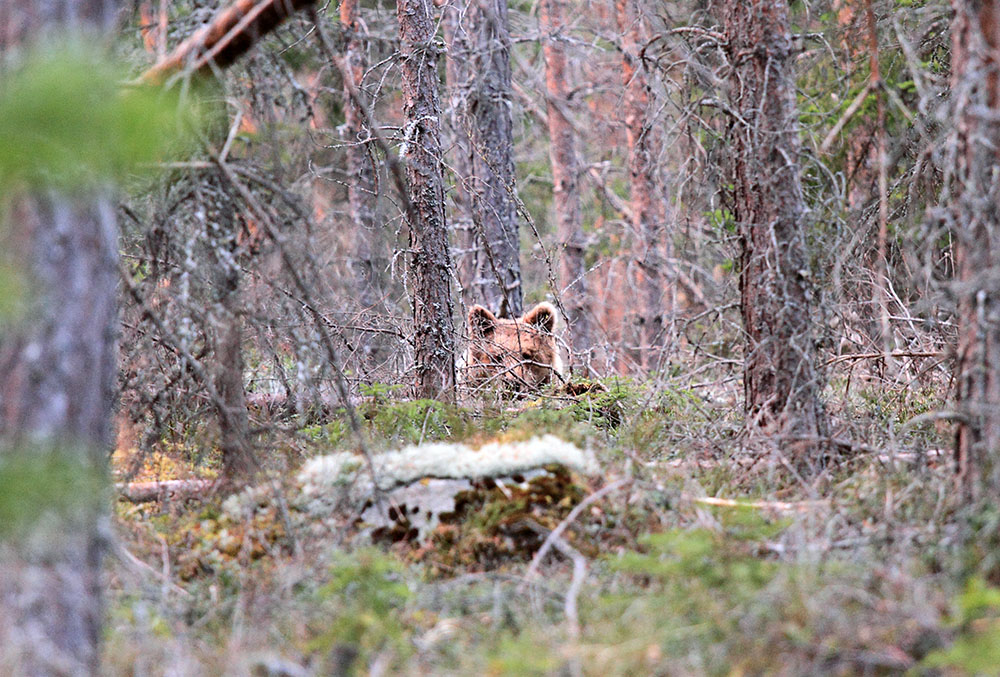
[950,0,1000,498]
[214,271,251,480]
[442,0,478,313]
[0,193,117,674]
[540,0,592,368]
[340,0,378,306]
[723,0,827,448]
[444,0,522,319]
[0,7,119,671]
[617,0,667,372]
[398,0,456,399]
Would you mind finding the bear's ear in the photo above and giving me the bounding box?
[468,305,498,336]
[522,302,557,332]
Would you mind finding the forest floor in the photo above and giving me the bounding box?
[105,369,1000,676]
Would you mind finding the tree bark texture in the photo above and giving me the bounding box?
[442,0,477,314]
[140,0,318,83]
[723,0,827,444]
[540,0,593,367]
[211,233,252,480]
[617,0,667,372]
[339,0,388,368]
[398,0,456,400]
[0,5,119,673]
[340,0,376,273]
[443,0,523,319]
[0,194,117,674]
[950,0,1000,498]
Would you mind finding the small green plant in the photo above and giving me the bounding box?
[308,548,414,673]
[922,577,1000,673]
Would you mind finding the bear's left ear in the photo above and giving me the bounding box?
[469,305,498,336]
[522,302,557,332]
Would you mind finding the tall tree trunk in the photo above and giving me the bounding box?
[540,0,592,368]
[340,0,378,306]
[442,0,477,313]
[398,0,456,400]
[617,0,667,373]
[723,0,827,448]
[950,0,1000,498]
[0,6,118,675]
[0,193,117,674]
[212,243,252,480]
[444,0,522,319]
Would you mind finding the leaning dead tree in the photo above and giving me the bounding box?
[722,0,827,449]
[399,0,457,399]
[444,0,523,319]
[141,0,317,83]
[949,0,1000,498]
[0,2,118,673]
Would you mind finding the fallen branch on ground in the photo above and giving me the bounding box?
[521,478,631,588]
[691,496,829,512]
[117,479,217,503]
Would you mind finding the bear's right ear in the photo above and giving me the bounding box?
[522,302,557,332]
[468,305,498,336]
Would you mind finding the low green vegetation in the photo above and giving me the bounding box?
[104,368,993,675]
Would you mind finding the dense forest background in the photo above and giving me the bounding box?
[3,0,1000,674]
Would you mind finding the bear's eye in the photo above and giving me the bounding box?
[521,352,532,362]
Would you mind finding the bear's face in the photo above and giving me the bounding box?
[465,302,563,391]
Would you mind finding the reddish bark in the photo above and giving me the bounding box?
[141,0,317,84]
[617,0,667,372]
[950,0,1000,497]
[723,0,827,447]
[340,0,375,239]
[540,0,593,368]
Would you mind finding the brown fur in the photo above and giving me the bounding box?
[465,302,564,391]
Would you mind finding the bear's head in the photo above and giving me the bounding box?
[465,302,564,392]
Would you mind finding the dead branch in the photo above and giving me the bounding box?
[826,351,942,366]
[117,479,217,503]
[521,478,630,588]
[141,0,318,84]
[691,496,829,512]
[819,81,873,153]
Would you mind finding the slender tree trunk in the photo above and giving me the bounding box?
[442,0,478,312]
[723,0,827,448]
[617,0,667,373]
[398,0,456,399]
[950,0,1000,498]
[213,264,251,480]
[444,0,522,319]
[340,0,378,306]
[540,0,592,368]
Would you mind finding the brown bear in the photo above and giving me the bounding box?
[464,302,564,392]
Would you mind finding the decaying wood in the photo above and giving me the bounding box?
[141,0,317,84]
[116,479,217,503]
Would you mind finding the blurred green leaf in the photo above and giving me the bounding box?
[0,43,205,191]
[0,445,106,537]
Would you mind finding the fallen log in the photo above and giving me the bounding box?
[117,479,217,503]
